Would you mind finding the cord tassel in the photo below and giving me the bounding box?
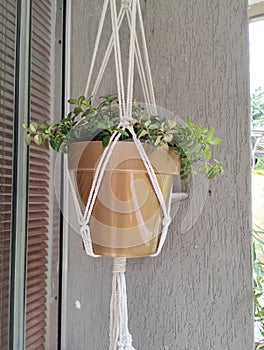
[109,258,136,350]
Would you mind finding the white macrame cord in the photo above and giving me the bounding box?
[66,1,175,349]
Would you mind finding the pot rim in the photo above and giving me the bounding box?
[68,140,181,176]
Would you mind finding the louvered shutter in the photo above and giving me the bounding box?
[26,1,58,348]
[0,1,17,349]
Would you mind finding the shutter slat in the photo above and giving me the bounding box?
[31,90,51,103]
[26,321,46,342]
[26,296,47,315]
[0,103,14,114]
[28,203,49,211]
[32,13,51,36]
[0,1,16,349]
[28,232,48,242]
[26,289,48,306]
[28,219,49,228]
[33,0,52,20]
[0,56,15,69]
[31,74,51,92]
[27,241,48,252]
[27,276,47,290]
[26,305,46,324]
[27,266,48,280]
[26,281,47,297]
[29,163,50,172]
[27,211,49,219]
[28,196,49,204]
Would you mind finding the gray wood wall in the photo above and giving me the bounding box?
[63,1,253,349]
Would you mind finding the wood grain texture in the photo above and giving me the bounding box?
[65,0,253,349]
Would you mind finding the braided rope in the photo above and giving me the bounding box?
[137,0,157,113]
[109,258,136,350]
[92,7,126,97]
[125,10,151,107]
[110,0,126,119]
[84,0,109,98]
[126,0,137,120]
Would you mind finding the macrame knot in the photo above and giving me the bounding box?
[162,215,171,229]
[117,332,134,349]
[80,223,92,254]
[119,120,130,128]
[80,222,90,236]
[121,0,131,10]
[112,257,126,273]
[117,341,134,350]
[119,111,133,127]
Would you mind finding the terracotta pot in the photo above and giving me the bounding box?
[68,141,180,258]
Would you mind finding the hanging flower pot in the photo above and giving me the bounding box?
[68,140,180,257]
[23,93,224,259]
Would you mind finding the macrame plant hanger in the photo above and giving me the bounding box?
[66,1,185,349]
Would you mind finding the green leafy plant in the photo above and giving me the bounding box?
[255,157,264,171]
[251,87,264,128]
[254,229,264,349]
[23,94,224,179]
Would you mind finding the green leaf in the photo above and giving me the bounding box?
[138,130,149,139]
[44,138,50,149]
[205,128,215,142]
[207,167,219,179]
[78,95,85,105]
[83,109,94,117]
[47,123,55,133]
[34,134,42,145]
[206,167,215,179]
[208,137,222,145]
[39,118,48,126]
[149,124,159,130]
[154,135,162,146]
[203,144,212,160]
[97,122,108,129]
[116,128,129,136]
[164,134,173,142]
[68,98,78,104]
[25,134,31,145]
[194,124,201,138]
[200,163,208,174]
[144,120,151,128]
[98,101,108,109]
[102,136,110,148]
[50,138,59,151]
[73,107,83,115]
[22,122,29,130]
[29,122,38,133]
[186,116,192,127]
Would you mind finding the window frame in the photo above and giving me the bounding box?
[249,1,264,20]
[9,0,31,348]
[6,1,66,349]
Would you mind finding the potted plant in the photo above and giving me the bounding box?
[23,94,224,257]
